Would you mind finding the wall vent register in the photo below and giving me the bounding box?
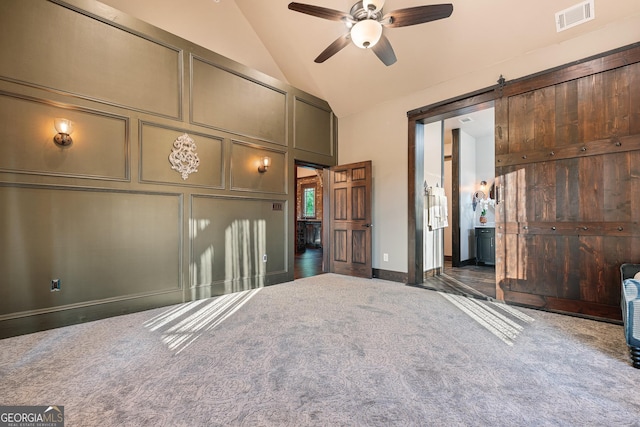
[555,0,594,32]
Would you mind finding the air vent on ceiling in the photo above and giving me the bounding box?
[555,0,594,32]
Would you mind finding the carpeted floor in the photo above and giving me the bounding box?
[1,274,638,426]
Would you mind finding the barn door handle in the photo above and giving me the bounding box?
[362,223,373,228]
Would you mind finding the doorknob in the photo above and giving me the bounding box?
[362,224,373,228]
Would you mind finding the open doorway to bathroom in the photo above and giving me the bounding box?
[294,163,325,279]
[422,105,497,299]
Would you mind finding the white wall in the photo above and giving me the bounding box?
[459,131,477,261]
[338,19,640,274]
[338,104,408,273]
[474,134,496,228]
[475,135,495,186]
[423,122,443,271]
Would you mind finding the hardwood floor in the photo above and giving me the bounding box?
[294,250,495,301]
[419,261,496,300]
[294,248,324,279]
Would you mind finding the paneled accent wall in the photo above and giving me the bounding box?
[0,187,182,315]
[230,141,287,194]
[190,196,287,298]
[191,56,287,144]
[0,0,336,338]
[293,97,334,156]
[0,0,182,119]
[0,92,129,181]
[139,122,224,188]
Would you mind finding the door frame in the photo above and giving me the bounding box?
[408,89,499,285]
[294,161,328,275]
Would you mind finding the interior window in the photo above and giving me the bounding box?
[303,187,315,218]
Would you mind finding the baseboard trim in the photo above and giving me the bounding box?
[373,269,408,284]
[424,267,443,279]
[0,290,183,340]
[458,258,476,267]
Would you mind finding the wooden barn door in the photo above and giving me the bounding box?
[327,161,373,278]
[494,52,640,320]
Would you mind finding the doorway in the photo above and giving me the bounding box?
[294,163,324,279]
[421,105,497,298]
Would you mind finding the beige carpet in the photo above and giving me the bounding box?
[1,274,638,426]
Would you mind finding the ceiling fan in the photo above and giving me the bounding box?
[288,0,453,66]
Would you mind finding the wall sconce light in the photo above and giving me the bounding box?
[258,156,271,173]
[53,118,74,146]
[480,180,487,190]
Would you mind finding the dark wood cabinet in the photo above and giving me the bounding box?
[296,220,322,253]
[476,227,495,265]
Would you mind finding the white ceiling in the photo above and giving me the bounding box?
[444,107,495,140]
[235,0,640,117]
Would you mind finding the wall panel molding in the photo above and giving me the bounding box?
[293,96,334,156]
[0,183,184,317]
[230,140,287,194]
[139,121,225,189]
[190,55,287,145]
[0,90,130,181]
[0,0,183,120]
[189,194,288,297]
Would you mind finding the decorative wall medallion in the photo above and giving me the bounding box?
[169,133,200,180]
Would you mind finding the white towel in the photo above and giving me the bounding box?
[425,187,449,230]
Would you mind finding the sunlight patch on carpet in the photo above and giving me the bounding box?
[439,292,534,346]
[144,288,262,354]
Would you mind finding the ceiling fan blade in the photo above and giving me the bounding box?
[371,34,397,66]
[288,2,352,22]
[382,4,453,28]
[315,33,352,63]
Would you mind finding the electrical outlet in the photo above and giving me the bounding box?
[51,279,61,292]
[262,254,268,262]
[383,253,389,262]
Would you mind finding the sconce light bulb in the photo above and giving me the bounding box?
[54,118,74,135]
[53,118,74,146]
[258,156,271,173]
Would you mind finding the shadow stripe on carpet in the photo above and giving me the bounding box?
[439,292,534,346]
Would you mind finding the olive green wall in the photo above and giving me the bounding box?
[0,0,336,338]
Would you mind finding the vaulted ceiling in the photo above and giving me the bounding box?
[100,0,640,118]
[234,0,639,117]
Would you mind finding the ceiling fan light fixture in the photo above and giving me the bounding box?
[350,19,383,49]
[363,0,385,11]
